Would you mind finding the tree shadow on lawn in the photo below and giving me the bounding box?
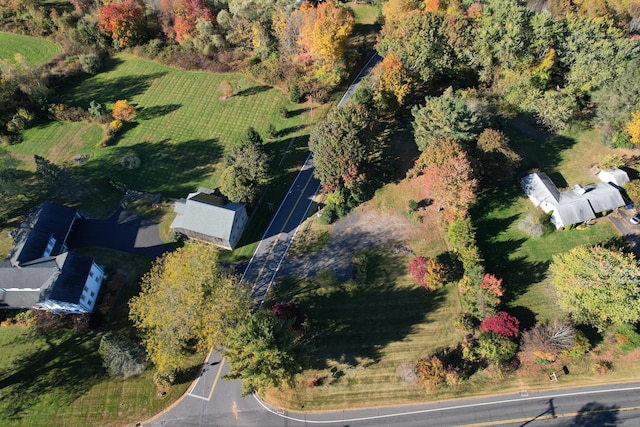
[0,331,105,421]
[77,138,222,198]
[60,69,170,109]
[472,188,548,303]
[275,125,307,138]
[234,85,272,97]
[137,104,181,120]
[276,250,445,370]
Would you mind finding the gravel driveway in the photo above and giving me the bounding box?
[67,208,175,259]
[279,207,419,281]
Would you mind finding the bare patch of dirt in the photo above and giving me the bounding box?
[280,182,442,281]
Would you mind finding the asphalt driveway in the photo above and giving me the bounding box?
[67,208,175,259]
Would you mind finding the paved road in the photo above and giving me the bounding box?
[338,53,381,108]
[148,380,640,426]
[67,208,175,259]
[240,153,321,304]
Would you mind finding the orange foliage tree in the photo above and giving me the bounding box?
[112,100,137,121]
[98,0,147,48]
[423,155,478,223]
[160,0,213,43]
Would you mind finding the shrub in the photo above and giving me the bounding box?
[267,124,276,139]
[28,310,64,335]
[592,360,612,376]
[480,312,520,340]
[88,100,105,117]
[69,313,90,334]
[272,302,306,336]
[49,104,90,122]
[320,201,337,224]
[453,313,476,333]
[408,199,418,211]
[614,324,640,353]
[279,105,289,119]
[218,80,233,99]
[98,332,147,378]
[78,53,102,74]
[121,154,141,169]
[153,370,176,388]
[561,330,590,358]
[476,331,519,364]
[108,119,123,135]
[289,82,301,103]
[416,355,446,390]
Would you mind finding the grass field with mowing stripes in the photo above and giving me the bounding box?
[0,31,60,65]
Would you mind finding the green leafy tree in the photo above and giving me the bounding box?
[377,12,454,84]
[411,88,481,152]
[556,14,632,94]
[593,58,640,134]
[224,310,307,395]
[471,0,534,82]
[309,103,374,193]
[550,245,640,331]
[476,331,519,364]
[129,243,252,376]
[219,127,270,204]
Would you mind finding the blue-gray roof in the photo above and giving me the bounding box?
[48,252,93,304]
[10,202,78,266]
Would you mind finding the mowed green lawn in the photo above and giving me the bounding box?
[12,53,310,200]
[0,31,60,65]
[266,250,465,410]
[0,249,198,427]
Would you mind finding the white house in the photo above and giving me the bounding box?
[521,172,626,229]
[0,202,105,314]
[597,168,630,187]
[170,188,249,250]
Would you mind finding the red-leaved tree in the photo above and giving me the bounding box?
[160,0,213,43]
[272,302,306,336]
[480,311,520,340]
[409,256,446,291]
[98,0,147,48]
[423,155,477,223]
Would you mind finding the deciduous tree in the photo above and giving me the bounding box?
[550,245,640,331]
[129,243,251,376]
[308,103,373,193]
[98,0,147,48]
[626,109,640,145]
[372,53,414,109]
[423,155,477,223]
[480,311,520,340]
[298,1,354,67]
[112,99,136,121]
[476,331,518,364]
[224,310,307,395]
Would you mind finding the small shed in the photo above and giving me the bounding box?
[597,168,630,187]
[170,188,249,250]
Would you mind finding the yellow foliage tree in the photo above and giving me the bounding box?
[112,99,136,121]
[626,109,640,145]
[373,53,414,107]
[298,1,353,67]
[129,242,251,376]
